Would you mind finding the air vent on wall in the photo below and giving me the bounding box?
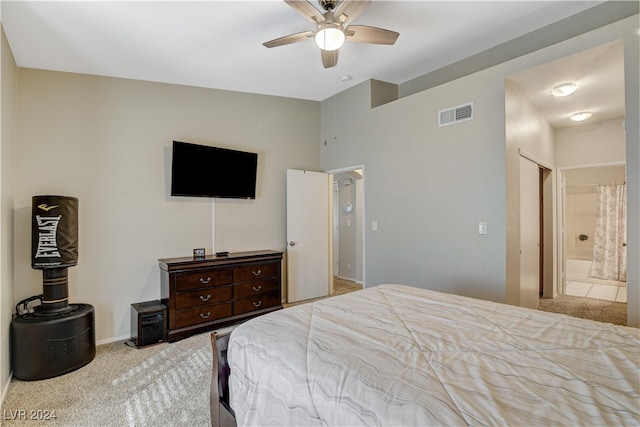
[438,102,474,127]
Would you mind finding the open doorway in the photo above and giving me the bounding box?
[561,165,627,302]
[505,39,627,323]
[329,166,365,295]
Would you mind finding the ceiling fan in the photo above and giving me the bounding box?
[263,0,399,68]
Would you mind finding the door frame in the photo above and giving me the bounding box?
[519,149,555,302]
[557,161,627,296]
[326,165,366,290]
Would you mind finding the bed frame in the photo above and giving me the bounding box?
[210,332,236,427]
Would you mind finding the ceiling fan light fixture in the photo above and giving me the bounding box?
[551,82,578,97]
[570,111,592,122]
[315,23,345,51]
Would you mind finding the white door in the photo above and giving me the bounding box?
[286,169,330,303]
[520,156,540,309]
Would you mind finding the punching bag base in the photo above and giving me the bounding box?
[11,304,95,381]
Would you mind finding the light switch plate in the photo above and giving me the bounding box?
[479,222,488,235]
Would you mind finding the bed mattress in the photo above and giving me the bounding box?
[228,284,639,426]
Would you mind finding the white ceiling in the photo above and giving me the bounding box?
[507,39,625,129]
[1,1,627,129]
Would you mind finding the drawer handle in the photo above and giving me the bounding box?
[253,301,262,308]
[200,294,211,302]
[200,277,211,284]
[200,312,211,319]
[252,285,262,292]
[251,270,262,276]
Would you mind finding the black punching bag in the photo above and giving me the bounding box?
[32,195,78,269]
[11,195,95,381]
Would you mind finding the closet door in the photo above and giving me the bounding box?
[520,156,540,309]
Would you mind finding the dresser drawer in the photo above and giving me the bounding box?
[174,303,232,329]
[234,291,280,316]
[233,263,279,282]
[234,278,279,299]
[175,285,232,310]
[175,269,232,292]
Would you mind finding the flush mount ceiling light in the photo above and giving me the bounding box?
[315,23,345,51]
[570,111,593,122]
[550,83,578,97]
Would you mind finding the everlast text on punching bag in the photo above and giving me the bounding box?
[32,195,79,270]
[11,195,96,381]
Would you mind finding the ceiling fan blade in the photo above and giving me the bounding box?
[321,49,339,68]
[345,25,399,45]
[284,0,324,24]
[263,30,315,48]
[333,0,371,26]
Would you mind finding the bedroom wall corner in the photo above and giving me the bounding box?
[0,23,17,402]
[14,70,321,342]
[504,80,556,306]
[622,22,639,328]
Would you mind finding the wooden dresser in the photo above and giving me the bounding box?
[159,250,283,342]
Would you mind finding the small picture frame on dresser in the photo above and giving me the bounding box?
[193,248,205,260]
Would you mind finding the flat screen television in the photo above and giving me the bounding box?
[171,141,258,199]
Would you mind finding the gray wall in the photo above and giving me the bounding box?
[322,73,508,302]
[13,69,320,343]
[623,19,640,327]
[1,26,17,400]
[321,14,639,327]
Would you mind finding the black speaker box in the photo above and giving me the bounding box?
[131,301,167,347]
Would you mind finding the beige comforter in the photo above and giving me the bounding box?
[228,284,639,426]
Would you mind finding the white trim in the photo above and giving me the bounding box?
[97,334,131,346]
[1,373,12,406]
[326,164,365,175]
[557,160,626,171]
[556,161,627,298]
[518,148,553,170]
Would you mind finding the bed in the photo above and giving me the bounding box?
[214,284,639,426]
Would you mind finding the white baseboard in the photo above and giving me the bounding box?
[336,275,362,283]
[97,334,131,346]
[1,371,12,407]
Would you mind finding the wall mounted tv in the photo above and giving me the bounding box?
[170,141,258,199]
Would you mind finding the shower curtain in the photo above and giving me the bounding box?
[590,183,627,281]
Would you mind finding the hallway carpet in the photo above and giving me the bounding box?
[538,295,627,326]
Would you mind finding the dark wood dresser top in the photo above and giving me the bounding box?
[159,250,283,271]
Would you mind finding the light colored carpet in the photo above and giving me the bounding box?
[332,278,363,295]
[283,277,362,308]
[538,295,627,326]
[1,326,236,426]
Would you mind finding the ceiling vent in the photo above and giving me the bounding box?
[438,102,474,127]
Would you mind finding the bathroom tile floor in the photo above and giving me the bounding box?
[566,280,627,303]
